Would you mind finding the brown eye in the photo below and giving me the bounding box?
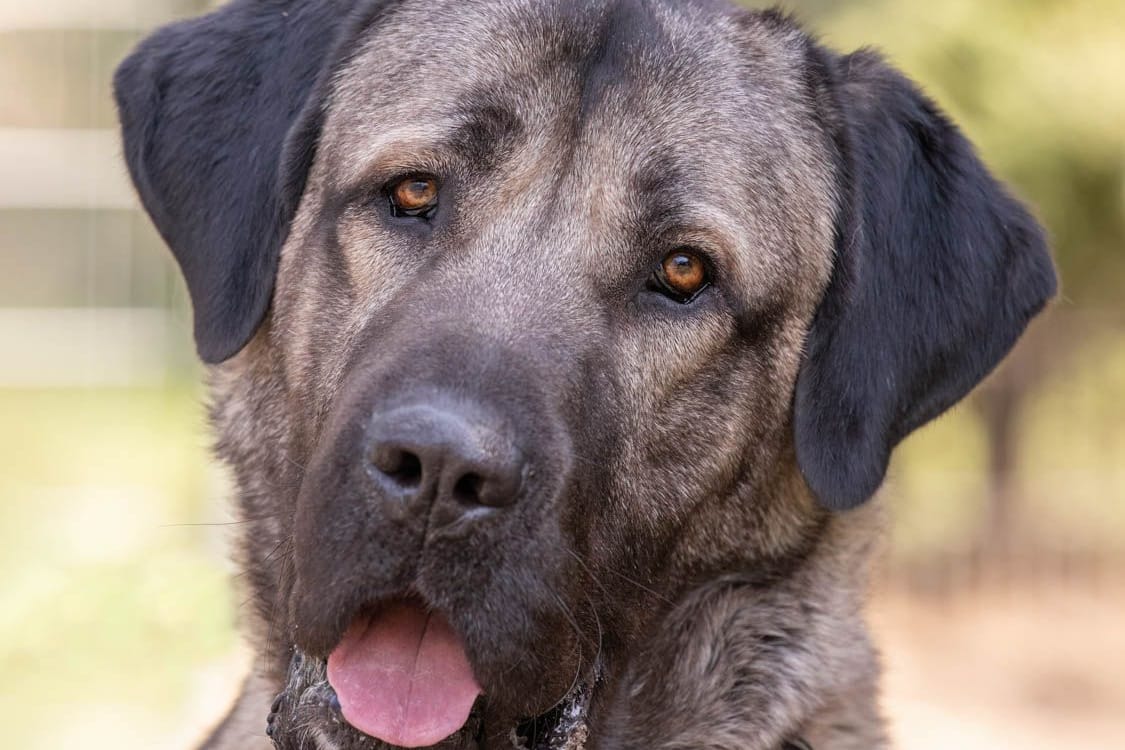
[389,176,439,217]
[654,250,710,302]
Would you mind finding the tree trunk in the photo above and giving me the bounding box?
[976,374,1024,562]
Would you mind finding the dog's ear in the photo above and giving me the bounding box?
[114,0,392,363]
[794,49,1057,511]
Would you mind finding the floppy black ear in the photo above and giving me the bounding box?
[114,0,392,363]
[794,50,1057,511]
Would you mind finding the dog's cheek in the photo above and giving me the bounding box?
[588,312,816,591]
[270,207,402,438]
[207,343,307,678]
[597,326,762,534]
[271,202,350,423]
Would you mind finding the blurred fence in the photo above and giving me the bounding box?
[0,2,210,385]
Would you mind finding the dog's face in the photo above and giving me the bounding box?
[277,2,838,739]
[115,1,1055,748]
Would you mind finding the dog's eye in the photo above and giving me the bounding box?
[388,176,440,219]
[650,249,710,303]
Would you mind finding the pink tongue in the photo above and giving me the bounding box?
[327,602,482,748]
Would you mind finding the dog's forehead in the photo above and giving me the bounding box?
[316,0,837,297]
[326,1,819,170]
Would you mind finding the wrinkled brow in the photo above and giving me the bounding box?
[334,102,526,199]
[446,100,526,171]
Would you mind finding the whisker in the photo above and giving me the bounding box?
[562,547,611,600]
[544,590,590,714]
[582,585,605,675]
[265,540,295,668]
[566,545,673,606]
[161,519,260,528]
[281,452,307,474]
[550,590,598,653]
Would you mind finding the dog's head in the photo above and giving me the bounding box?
[116,1,1056,747]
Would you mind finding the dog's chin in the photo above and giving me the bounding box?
[267,650,593,750]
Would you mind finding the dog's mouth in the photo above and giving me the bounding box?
[327,601,483,747]
[269,600,593,750]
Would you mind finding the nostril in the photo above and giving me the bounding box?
[393,452,423,485]
[372,444,423,487]
[452,472,484,505]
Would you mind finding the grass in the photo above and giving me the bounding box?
[0,385,238,750]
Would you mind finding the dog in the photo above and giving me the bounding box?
[114,1,1057,748]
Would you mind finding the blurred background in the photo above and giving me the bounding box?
[1,1,1122,748]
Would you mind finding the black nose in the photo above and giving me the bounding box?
[367,404,524,520]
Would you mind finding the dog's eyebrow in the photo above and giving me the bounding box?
[333,126,453,197]
[333,104,525,200]
[447,101,525,171]
[631,155,732,238]
[632,154,682,205]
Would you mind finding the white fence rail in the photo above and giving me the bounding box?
[0,307,185,386]
[0,2,204,31]
[0,129,137,209]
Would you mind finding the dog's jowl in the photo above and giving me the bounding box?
[115,1,1057,748]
